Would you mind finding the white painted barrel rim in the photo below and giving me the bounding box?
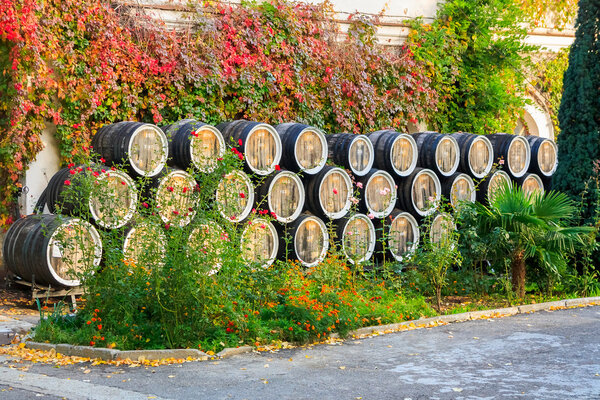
[293,127,328,175]
[46,218,102,287]
[468,135,494,179]
[487,170,512,200]
[349,136,375,176]
[412,169,442,217]
[365,170,397,219]
[449,173,476,207]
[268,171,305,223]
[392,134,418,177]
[88,169,138,229]
[123,221,167,269]
[523,174,545,196]
[318,167,353,220]
[343,213,376,264]
[128,124,169,177]
[507,136,531,178]
[157,170,198,226]
[241,218,279,268]
[295,216,329,268]
[538,139,558,176]
[190,124,226,173]
[216,170,255,223]
[435,135,460,177]
[388,212,420,262]
[246,124,283,176]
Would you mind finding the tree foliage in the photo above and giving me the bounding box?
[408,0,535,135]
[555,0,600,224]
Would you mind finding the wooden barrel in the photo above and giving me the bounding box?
[326,133,374,176]
[412,132,460,177]
[215,170,255,223]
[92,122,168,177]
[255,170,305,223]
[441,173,476,207]
[430,213,455,245]
[3,215,102,288]
[304,166,353,220]
[216,120,283,176]
[160,119,225,173]
[525,136,558,177]
[366,130,418,177]
[187,221,226,275]
[395,168,441,218]
[516,173,545,196]
[275,123,328,175]
[356,169,397,218]
[335,213,376,264]
[240,218,279,268]
[277,214,329,268]
[123,221,167,270]
[487,133,531,178]
[450,133,493,178]
[46,166,138,229]
[373,209,419,262]
[476,170,511,204]
[152,169,197,227]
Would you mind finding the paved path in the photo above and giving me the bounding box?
[1,306,599,400]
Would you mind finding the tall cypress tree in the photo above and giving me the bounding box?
[555,0,600,224]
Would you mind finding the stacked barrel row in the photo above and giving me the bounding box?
[3,119,558,288]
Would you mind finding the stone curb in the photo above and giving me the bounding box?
[216,346,253,358]
[20,296,600,362]
[345,297,600,338]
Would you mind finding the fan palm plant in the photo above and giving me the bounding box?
[464,183,594,298]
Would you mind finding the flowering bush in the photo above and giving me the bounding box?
[0,0,436,228]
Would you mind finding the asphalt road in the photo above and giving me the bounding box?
[1,306,599,400]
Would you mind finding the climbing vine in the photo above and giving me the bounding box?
[0,0,436,228]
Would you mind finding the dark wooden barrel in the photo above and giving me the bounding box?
[366,130,418,177]
[373,209,419,262]
[326,133,374,176]
[487,133,531,178]
[240,218,279,268]
[525,136,558,177]
[395,168,441,218]
[412,132,460,177]
[277,214,329,268]
[304,166,353,220]
[123,221,167,270]
[441,173,476,207]
[476,170,511,204]
[46,166,138,229]
[450,133,493,178]
[516,173,545,196]
[275,123,328,175]
[151,169,197,227]
[429,212,455,245]
[92,122,168,177]
[334,213,376,264]
[160,119,225,173]
[255,169,305,223]
[187,221,226,275]
[356,169,397,218]
[3,215,102,288]
[216,120,283,176]
[215,170,255,223]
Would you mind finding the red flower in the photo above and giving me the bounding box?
[86,320,91,325]
[239,192,245,198]
[100,158,105,163]
[142,202,149,208]
[190,131,198,137]
[68,163,75,168]
[333,188,338,194]
[89,341,95,346]
[217,157,223,162]
[173,210,179,215]
[64,180,71,186]
[238,139,243,146]
[97,324,102,330]
[70,170,76,175]
[121,181,126,185]
[182,187,188,193]
[165,223,171,230]
[275,165,281,171]
[167,186,174,192]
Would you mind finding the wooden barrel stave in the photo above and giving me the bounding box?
[515,173,545,196]
[525,136,558,177]
[487,133,531,178]
[123,221,167,270]
[395,167,441,219]
[255,170,305,223]
[441,173,476,207]
[356,168,397,218]
[215,170,255,223]
[326,133,374,176]
[412,132,460,177]
[304,166,353,220]
[240,218,279,268]
[476,170,511,204]
[367,130,418,177]
[151,168,197,227]
[450,133,493,178]
[334,213,376,264]
[429,213,455,245]
[275,123,328,174]
[277,213,329,267]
